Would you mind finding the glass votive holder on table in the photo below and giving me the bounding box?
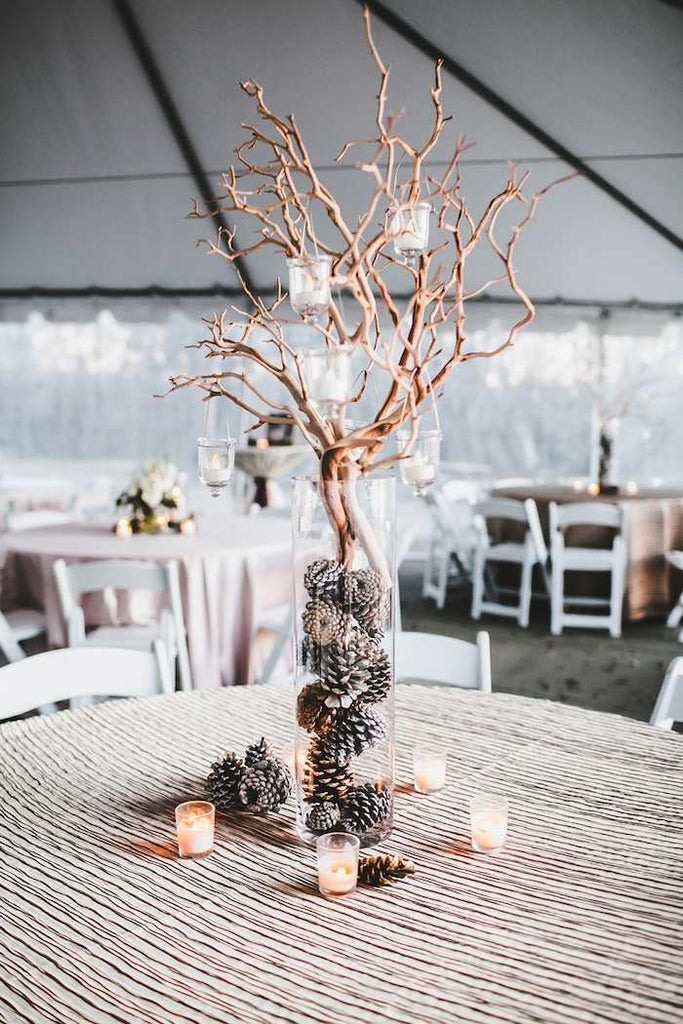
[175,800,215,859]
[469,793,508,854]
[197,437,236,498]
[316,833,360,896]
[413,745,447,794]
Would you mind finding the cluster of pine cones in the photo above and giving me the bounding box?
[206,738,291,815]
[298,558,392,837]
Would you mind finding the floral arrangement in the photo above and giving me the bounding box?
[114,458,196,536]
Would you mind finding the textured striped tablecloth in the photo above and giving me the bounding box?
[0,686,681,1024]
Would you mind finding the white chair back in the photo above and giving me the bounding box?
[475,497,530,526]
[0,647,171,720]
[650,657,683,729]
[395,630,492,692]
[550,501,622,533]
[53,558,191,690]
[6,510,72,531]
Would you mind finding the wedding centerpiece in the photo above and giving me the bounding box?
[114,458,196,536]
[168,8,571,845]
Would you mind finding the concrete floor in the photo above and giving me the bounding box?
[399,565,680,723]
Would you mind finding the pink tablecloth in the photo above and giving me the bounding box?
[2,516,292,687]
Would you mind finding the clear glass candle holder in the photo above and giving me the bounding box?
[287,255,332,319]
[301,346,351,417]
[397,429,442,497]
[175,800,215,859]
[470,793,508,854]
[386,202,431,262]
[197,437,236,498]
[316,833,360,896]
[413,745,447,793]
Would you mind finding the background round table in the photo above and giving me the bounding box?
[2,516,291,687]
[494,484,683,620]
[0,685,680,1024]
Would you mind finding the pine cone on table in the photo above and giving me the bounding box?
[244,737,270,767]
[297,682,334,734]
[358,853,415,887]
[302,599,348,646]
[319,705,387,763]
[238,759,292,814]
[303,740,354,804]
[339,782,390,833]
[304,559,343,601]
[305,801,341,834]
[206,752,244,811]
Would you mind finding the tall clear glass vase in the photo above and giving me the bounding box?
[292,474,396,848]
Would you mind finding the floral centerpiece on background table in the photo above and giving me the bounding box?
[114,458,196,536]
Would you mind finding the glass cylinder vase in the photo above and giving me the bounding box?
[292,473,396,848]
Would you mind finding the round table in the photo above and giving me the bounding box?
[1,686,680,1024]
[2,516,291,687]
[495,484,683,620]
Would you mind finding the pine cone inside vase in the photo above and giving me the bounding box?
[339,782,391,833]
[297,682,335,734]
[304,559,343,601]
[341,569,388,635]
[305,801,341,834]
[206,752,245,811]
[355,644,392,707]
[244,737,270,767]
[318,628,380,708]
[303,740,354,804]
[319,705,387,762]
[358,853,415,887]
[238,759,292,814]
[302,599,348,646]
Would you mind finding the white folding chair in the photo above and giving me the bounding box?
[422,491,478,610]
[0,647,172,720]
[549,502,625,638]
[666,551,683,642]
[471,498,548,628]
[0,608,47,663]
[396,630,492,691]
[650,657,683,729]
[53,558,192,690]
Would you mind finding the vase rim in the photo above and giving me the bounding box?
[293,471,396,483]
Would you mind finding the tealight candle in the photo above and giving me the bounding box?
[413,745,447,793]
[175,801,215,859]
[316,833,360,896]
[470,793,508,854]
[114,517,132,539]
[179,517,197,536]
[402,451,436,488]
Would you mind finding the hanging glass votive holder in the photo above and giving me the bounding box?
[301,346,351,418]
[386,202,431,263]
[397,429,442,497]
[197,437,236,498]
[287,255,332,320]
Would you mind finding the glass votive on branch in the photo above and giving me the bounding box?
[469,793,508,854]
[316,833,360,896]
[413,745,447,793]
[197,437,235,498]
[301,346,351,417]
[287,254,332,320]
[397,429,442,496]
[387,202,431,262]
[175,800,215,859]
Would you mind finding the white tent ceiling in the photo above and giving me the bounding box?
[1,0,682,317]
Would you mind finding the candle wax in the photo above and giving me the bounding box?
[310,372,348,403]
[403,450,435,486]
[318,855,358,895]
[414,763,446,793]
[177,815,214,857]
[471,812,507,852]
